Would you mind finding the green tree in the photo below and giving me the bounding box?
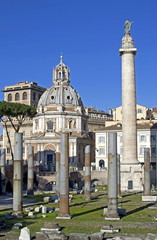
[0,101,37,160]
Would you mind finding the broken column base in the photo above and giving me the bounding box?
[103,207,126,217]
[56,214,72,220]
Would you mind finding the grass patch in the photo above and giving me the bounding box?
[1,189,157,236]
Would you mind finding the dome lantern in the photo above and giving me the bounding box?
[53,55,70,86]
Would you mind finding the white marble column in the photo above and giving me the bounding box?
[119,24,143,191]
[120,32,138,164]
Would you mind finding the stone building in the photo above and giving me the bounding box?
[95,120,157,187]
[25,57,93,178]
[86,107,113,131]
[2,81,46,162]
[110,104,149,121]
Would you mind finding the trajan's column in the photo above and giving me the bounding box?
[119,21,143,191]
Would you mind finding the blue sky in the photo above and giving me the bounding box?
[0,0,157,112]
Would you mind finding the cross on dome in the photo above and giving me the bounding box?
[60,53,63,64]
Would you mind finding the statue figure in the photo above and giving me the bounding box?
[124,20,133,33]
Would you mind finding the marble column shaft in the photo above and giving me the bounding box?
[117,154,121,196]
[13,133,23,214]
[106,132,119,220]
[57,133,71,219]
[144,148,151,196]
[27,145,34,195]
[84,145,91,200]
[55,152,60,195]
[120,36,138,164]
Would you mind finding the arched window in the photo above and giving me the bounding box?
[58,72,61,79]
[99,160,105,168]
[47,121,53,131]
[8,94,12,102]
[15,93,19,101]
[23,92,27,100]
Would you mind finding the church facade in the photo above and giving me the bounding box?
[25,57,94,174]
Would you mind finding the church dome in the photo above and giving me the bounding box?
[38,85,83,107]
[38,56,83,108]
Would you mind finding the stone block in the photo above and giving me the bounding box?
[28,212,34,218]
[101,224,119,233]
[41,206,47,213]
[36,232,49,240]
[102,208,108,215]
[68,233,90,240]
[91,195,98,200]
[79,190,84,194]
[43,196,51,203]
[45,230,68,240]
[12,222,23,229]
[34,207,40,212]
[41,222,61,232]
[90,232,104,240]
[145,233,157,240]
[112,237,124,240]
[19,227,31,240]
[55,208,60,211]
[142,196,157,202]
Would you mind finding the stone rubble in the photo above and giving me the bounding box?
[101,224,119,233]
[15,224,157,240]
